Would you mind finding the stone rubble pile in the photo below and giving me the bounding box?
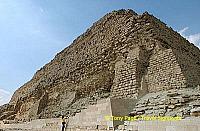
[130,87,200,118]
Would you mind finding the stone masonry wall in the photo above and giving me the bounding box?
[145,49,186,92]
[0,98,136,131]
[1,118,200,131]
[173,48,200,88]
[111,48,140,99]
[151,15,200,88]
[111,47,149,99]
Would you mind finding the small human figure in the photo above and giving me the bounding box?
[61,115,69,131]
[65,116,69,129]
[61,115,66,131]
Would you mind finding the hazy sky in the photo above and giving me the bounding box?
[0,0,200,105]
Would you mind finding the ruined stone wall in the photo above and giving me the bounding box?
[173,48,200,87]
[111,48,140,99]
[111,47,149,99]
[151,16,200,88]
[145,49,186,92]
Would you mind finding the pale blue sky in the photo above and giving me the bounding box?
[0,0,200,105]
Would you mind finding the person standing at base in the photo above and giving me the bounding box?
[61,115,66,131]
[65,116,69,129]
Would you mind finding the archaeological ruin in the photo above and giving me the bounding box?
[1,9,200,130]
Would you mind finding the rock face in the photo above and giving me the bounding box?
[1,9,200,121]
